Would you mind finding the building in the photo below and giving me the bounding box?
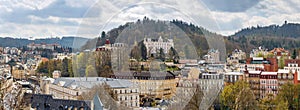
[277,69,294,87]
[238,57,278,72]
[95,39,128,71]
[203,49,220,63]
[227,49,246,65]
[250,46,269,58]
[244,69,261,99]
[284,59,300,72]
[12,65,27,80]
[198,73,224,109]
[143,36,174,58]
[111,71,177,101]
[269,48,290,59]
[22,93,92,110]
[27,42,61,51]
[224,72,244,86]
[52,70,61,79]
[106,80,140,107]
[260,72,278,99]
[44,77,140,108]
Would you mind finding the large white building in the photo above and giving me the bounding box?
[143,36,174,58]
[43,77,140,108]
[203,49,220,63]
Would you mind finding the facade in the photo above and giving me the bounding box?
[44,77,140,108]
[143,36,174,58]
[95,39,128,71]
[23,93,92,110]
[52,70,61,79]
[244,70,261,99]
[269,48,290,59]
[111,71,177,101]
[227,49,246,65]
[106,80,140,108]
[260,72,278,99]
[250,46,269,58]
[238,57,278,72]
[277,69,294,87]
[27,42,61,51]
[204,49,220,63]
[224,72,244,85]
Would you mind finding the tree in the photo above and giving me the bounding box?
[183,85,204,110]
[235,87,258,109]
[260,94,276,110]
[140,42,147,60]
[275,83,299,109]
[167,47,179,62]
[279,56,285,69]
[85,65,97,77]
[130,45,140,60]
[292,49,297,59]
[158,48,165,61]
[220,80,258,109]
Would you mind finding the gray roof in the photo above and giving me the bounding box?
[53,77,135,89]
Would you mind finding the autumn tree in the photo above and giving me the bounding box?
[220,80,258,109]
[259,94,276,110]
[275,83,299,109]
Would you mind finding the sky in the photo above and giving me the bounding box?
[0,0,300,38]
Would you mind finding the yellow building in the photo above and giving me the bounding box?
[112,71,177,100]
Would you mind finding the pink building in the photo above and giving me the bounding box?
[260,72,278,99]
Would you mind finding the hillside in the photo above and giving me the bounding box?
[233,21,300,38]
[229,21,300,53]
[82,17,238,60]
[0,37,89,49]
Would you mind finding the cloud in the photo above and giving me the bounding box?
[0,0,300,38]
[201,0,260,12]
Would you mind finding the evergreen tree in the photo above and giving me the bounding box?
[292,49,297,59]
[140,42,147,60]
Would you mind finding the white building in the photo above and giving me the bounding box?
[143,36,174,58]
[227,49,246,65]
[204,49,220,63]
[45,77,140,108]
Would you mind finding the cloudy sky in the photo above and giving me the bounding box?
[0,0,300,38]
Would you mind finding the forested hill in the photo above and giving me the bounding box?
[232,21,300,38]
[228,21,300,54]
[0,37,89,49]
[83,17,239,58]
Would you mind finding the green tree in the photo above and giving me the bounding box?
[292,49,297,59]
[276,83,297,109]
[140,42,147,60]
[279,56,285,69]
[61,58,69,77]
[158,48,165,61]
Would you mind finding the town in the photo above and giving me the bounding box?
[0,36,300,110]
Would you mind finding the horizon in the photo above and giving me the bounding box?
[1,0,300,38]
